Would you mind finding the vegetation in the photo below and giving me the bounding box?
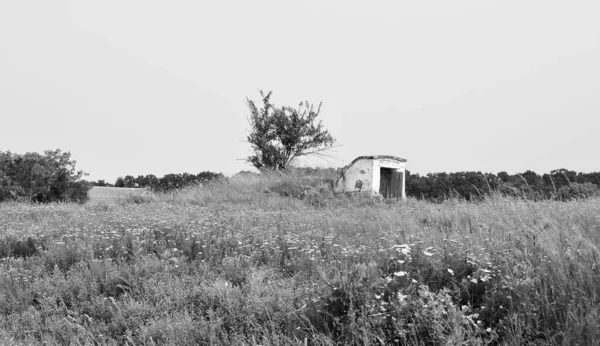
[1,171,599,345]
[0,150,88,203]
[245,90,336,171]
[406,169,600,202]
[103,171,224,192]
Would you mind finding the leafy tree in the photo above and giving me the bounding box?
[113,171,223,192]
[0,149,88,203]
[483,173,501,192]
[448,171,488,200]
[114,177,126,188]
[159,173,184,190]
[549,168,577,189]
[122,175,137,188]
[197,171,223,183]
[245,90,336,171]
[557,182,599,200]
[91,179,111,187]
[497,171,510,183]
[134,174,159,190]
[580,172,600,186]
[520,170,543,187]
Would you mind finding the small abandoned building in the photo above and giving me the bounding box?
[334,155,407,199]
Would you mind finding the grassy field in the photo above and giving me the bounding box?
[1,174,599,345]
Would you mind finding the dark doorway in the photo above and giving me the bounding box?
[379,168,404,198]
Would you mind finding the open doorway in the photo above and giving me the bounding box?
[379,168,404,198]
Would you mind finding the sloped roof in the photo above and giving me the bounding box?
[88,186,156,201]
[349,155,407,166]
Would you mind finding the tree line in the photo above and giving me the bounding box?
[4,84,600,206]
[90,171,224,192]
[0,149,225,203]
[405,169,600,202]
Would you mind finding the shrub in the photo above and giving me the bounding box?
[0,149,89,203]
[0,237,38,259]
[557,182,599,200]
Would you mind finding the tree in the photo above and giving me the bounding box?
[122,175,137,188]
[141,174,160,190]
[557,182,599,200]
[114,177,126,188]
[549,168,577,189]
[91,179,111,187]
[197,171,223,183]
[245,90,336,171]
[0,149,88,203]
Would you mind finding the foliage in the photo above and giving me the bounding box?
[406,169,600,202]
[111,171,224,192]
[0,149,88,203]
[557,182,599,200]
[90,179,112,187]
[245,90,336,171]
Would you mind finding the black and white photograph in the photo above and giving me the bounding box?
[1,1,599,345]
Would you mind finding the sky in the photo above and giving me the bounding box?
[1,1,599,182]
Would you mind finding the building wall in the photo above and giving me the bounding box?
[334,158,374,194]
[334,157,407,199]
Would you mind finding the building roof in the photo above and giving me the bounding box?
[349,155,407,166]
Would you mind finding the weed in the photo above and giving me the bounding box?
[0,175,599,345]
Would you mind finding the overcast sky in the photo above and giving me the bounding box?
[1,1,599,182]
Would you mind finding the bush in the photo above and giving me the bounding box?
[557,182,599,200]
[0,149,89,203]
[0,237,38,259]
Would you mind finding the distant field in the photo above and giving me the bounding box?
[87,186,157,202]
[1,176,599,345]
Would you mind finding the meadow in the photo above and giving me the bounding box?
[1,173,599,345]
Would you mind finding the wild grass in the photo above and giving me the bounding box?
[0,174,599,345]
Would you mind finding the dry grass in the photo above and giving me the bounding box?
[0,174,599,345]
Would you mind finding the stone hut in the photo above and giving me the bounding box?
[334,155,407,199]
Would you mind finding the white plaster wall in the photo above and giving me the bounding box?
[335,158,374,193]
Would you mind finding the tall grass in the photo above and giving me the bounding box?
[163,169,337,207]
[0,172,599,345]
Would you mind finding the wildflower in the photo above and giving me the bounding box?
[393,244,411,255]
[447,269,454,276]
[394,271,407,277]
